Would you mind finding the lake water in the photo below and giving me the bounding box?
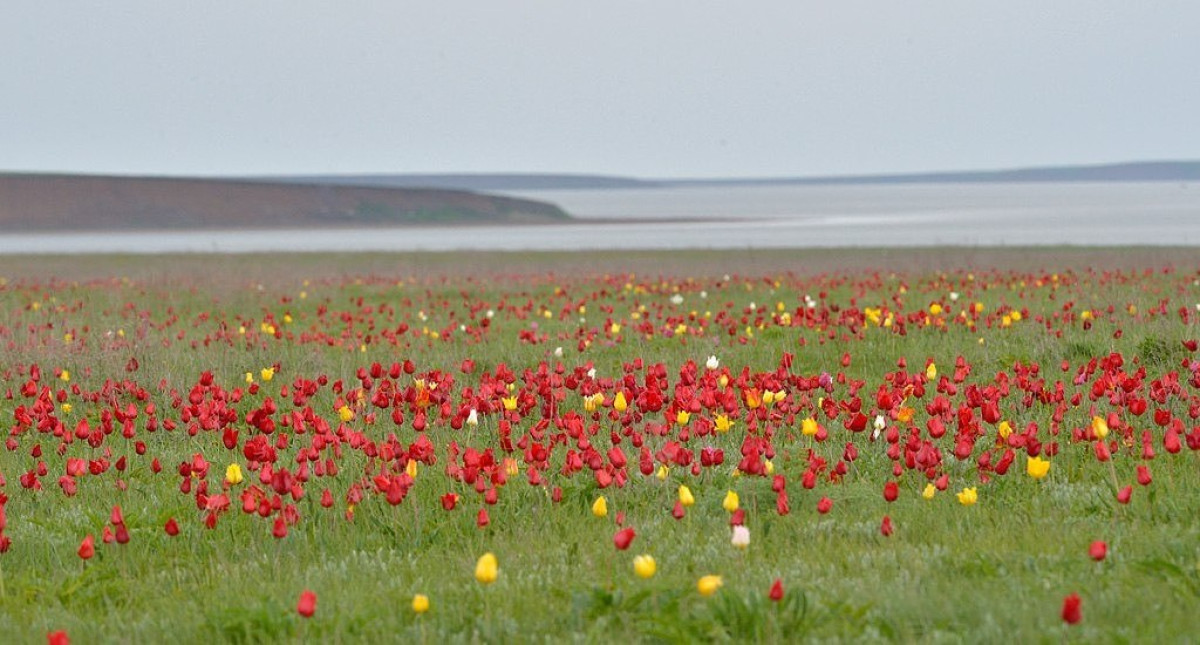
[2,182,1197,254]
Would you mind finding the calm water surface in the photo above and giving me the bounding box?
[2,182,1197,254]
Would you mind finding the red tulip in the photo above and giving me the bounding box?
[115,524,130,545]
[164,518,179,537]
[768,578,784,602]
[1165,430,1182,454]
[1116,486,1133,505]
[297,590,317,618]
[110,505,124,526]
[729,509,746,526]
[77,534,95,560]
[817,497,833,515]
[477,508,490,528]
[1061,593,1081,624]
[883,481,899,502]
[272,516,288,539]
[613,527,636,551]
[1089,541,1107,561]
[880,515,893,537]
[47,631,70,645]
[672,500,686,520]
[1136,465,1152,486]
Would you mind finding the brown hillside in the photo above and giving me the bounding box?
[0,174,570,231]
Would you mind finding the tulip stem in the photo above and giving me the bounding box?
[481,588,492,639]
[1105,458,1120,497]
[412,498,421,545]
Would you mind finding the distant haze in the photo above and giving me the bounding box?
[2,2,1198,178]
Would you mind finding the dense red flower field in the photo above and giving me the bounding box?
[2,250,1199,642]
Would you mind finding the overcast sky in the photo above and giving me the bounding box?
[2,2,1197,179]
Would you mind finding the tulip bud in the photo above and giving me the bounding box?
[475,552,499,584]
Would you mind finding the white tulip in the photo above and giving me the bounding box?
[731,525,750,549]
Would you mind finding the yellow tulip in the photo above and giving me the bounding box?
[678,485,695,507]
[584,393,601,412]
[633,554,657,579]
[475,553,498,584]
[714,414,733,433]
[338,405,354,422]
[502,395,518,411]
[864,307,882,326]
[801,417,819,436]
[260,367,275,382]
[956,487,978,506]
[745,389,762,409]
[922,483,936,500]
[697,575,723,597]
[592,496,608,518]
[1026,456,1050,480]
[225,463,244,486]
[676,410,691,425]
[722,490,739,513]
[925,362,937,380]
[1091,416,1109,440]
[997,421,1013,440]
[614,391,628,413]
[411,594,430,613]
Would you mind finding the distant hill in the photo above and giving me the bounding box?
[666,160,1200,187]
[266,173,659,191]
[0,173,570,232]
[258,160,1200,192]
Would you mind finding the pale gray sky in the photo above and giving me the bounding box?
[2,2,1197,179]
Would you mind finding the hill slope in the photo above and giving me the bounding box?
[0,174,570,231]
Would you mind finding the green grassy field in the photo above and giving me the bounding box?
[2,248,1199,643]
